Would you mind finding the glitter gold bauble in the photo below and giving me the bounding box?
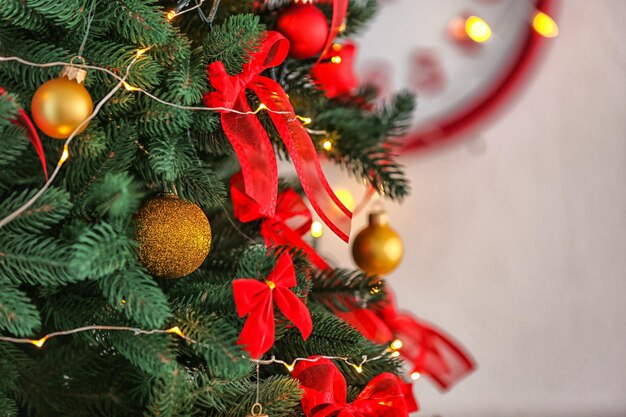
[134,195,212,279]
[351,210,403,276]
[31,65,93,139]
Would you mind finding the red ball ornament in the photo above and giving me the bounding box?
[275,3,329,60]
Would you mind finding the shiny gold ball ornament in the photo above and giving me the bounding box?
[133,195,212,279]
[31,64,93,139]
[351,210,403,276]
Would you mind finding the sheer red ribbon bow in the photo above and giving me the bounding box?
[379,293,475,390]
[293,358,413,417]
[231,173,330,270]
[0,87,47,179]
[204,31,352,242]
[232,253,313,359]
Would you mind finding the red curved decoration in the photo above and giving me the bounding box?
[400,0,560,153]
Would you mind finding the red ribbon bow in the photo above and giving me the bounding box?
[0,87,48,179]
[231,173,330,270]
[293,358,413,417]
[204,31,352,242]
[232,253,313,359]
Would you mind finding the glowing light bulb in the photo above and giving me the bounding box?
[30,337,47,348]
[136,47,150,57]
[310,221,323,238]
[167,326,185,338]
[533,11,559,38]
[285,363,295,372]
[322,139,333,151]
[331,56,342,64]
[298,116,312,125]
[331,43,342,52]
[256,103,267,112]
[390,339,403,351]
[265,280,276,290]
[465,16,492,43]
[353,364,363,373]
[166,10,176,20]
[59,145,69,165]
[411,371,421,381]
[391,351,400,358]
[334,188,355,212]
[123,81,139,92]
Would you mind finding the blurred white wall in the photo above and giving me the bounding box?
[316,1,626,416]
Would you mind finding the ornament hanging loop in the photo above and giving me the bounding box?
[247,402,268,417]
[61,56,88,84]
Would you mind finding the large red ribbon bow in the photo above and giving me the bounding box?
[231,173,330,270]
[0,87,47,179]
[232,253,313,359]
[204,31,352,242]
[293,358,412,417]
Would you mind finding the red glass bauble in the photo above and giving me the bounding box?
[275,3,329,60]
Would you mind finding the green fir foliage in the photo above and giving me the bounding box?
[0,0,411,415]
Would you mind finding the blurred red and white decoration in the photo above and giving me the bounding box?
[355,0,560,152]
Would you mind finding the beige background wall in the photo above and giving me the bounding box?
[314,1,626,415]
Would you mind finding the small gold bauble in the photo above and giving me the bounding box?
[351,210,403,276]
[133,195,212,279]
[31,71,93,139]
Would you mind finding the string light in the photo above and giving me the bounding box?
[410,371,421,381]
[390,339,403,351]
[330,56,342,64]
[296,115,313,125]
[310,220,323,238]
[465,16,492,43]
[322,139,334,151]
[166,10,177,20]
[334,188,355,212]
[532,11,558,38]
[58,145,70,165]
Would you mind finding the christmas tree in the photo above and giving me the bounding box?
[0,1,473,416]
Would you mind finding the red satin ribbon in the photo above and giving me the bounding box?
[204,31,352,242]
[231,173,330,270]
[0,87,48,179]
[232,253,313,359]
[293,358,412,417]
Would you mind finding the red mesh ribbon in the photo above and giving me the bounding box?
[204,31,352,241]
[0,87,47,179]
[380,292,476,391]
[232,253,313,359]
[293,358,413,417]
[316,0,350,64]
[231,173,330,270]
[336,292,475,391]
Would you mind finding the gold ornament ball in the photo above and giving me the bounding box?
[31,76,93,139]
[351,211,403,276]
[134,195,212,279]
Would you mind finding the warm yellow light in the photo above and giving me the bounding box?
[167,326,185,338]
[30,337,47,348]
[136,47,150,57]
[533,11,559,38]
[353,364,363,373]
[310,221,323,238]
[166,10,176,20]
[331,43,342,52]
[411,371,421,381]
[256,103,267,112]
[123,81,139,92]
[284,362,295,372]
[390,339,404,351]
[465,16,492,43]
[391,351,400,358]
[331,56,342,64]
[334,188,355,212]
[297,115,312,125]
[59,145,69,165]
[322,139,333,151]
[265,280,276,290]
